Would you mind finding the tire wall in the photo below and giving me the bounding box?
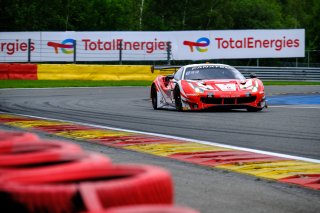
[0,130,177,213]
[0,63,170,81]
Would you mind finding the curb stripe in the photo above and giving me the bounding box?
[168,150,285,166]
[216,161,320,179]
[280,175,320,190]
[125,143,229,157]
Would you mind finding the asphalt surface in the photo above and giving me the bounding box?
[0,86,319,159]
[0,86,320,213]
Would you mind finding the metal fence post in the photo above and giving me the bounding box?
[119,40,122,65]
[167,42,171,65]
[307,50,310,67]
[28,39,31,62]
[73,40,77,64]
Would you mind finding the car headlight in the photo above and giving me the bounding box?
[194,87,205,93]
[252,86,258,92]
[252,81,259,92]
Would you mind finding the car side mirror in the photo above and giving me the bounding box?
[165,74,174,81]
[249,73,257,78]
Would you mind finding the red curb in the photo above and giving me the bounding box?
[280,174,320,190]
[0,118,38,123]
[91,135,182,147]
[32,124,97,133]
[169,150,285,166]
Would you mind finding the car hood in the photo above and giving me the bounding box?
[186,79,257,92]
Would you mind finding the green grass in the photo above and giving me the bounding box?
[0,80,319,89]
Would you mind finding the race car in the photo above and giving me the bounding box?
[150,63,267,111]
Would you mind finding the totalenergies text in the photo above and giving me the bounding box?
[0,40,35,55]
[215,36,300,51]
[82,39,170,53]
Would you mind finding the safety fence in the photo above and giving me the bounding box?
[0,129,199,213]
[0,39,171,63]
[1,63,320,81]
[1,38,320,67]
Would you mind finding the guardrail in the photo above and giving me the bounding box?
[154,65,320,81]
[236,66,320,81]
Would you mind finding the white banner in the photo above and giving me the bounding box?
[0,29,305,62]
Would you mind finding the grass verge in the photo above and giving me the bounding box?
[0,80,319,88]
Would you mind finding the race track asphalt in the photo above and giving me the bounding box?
[0,85,319,213]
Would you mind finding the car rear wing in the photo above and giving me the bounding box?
[151,65,182,73]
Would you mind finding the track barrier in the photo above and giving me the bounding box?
[0,63,10,79]
[37,64,154,81]
[0,63,37,80]
[2,63,320,81]
[0,130,195,213]
[0,63,159,81]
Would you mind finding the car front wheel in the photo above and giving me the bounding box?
[174,86,183,111]
[151,85,158,110]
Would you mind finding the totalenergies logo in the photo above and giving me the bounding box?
[47,38,75,54]
[183,37,210,53]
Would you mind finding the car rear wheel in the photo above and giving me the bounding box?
[151,85,158,110]
[174,86,183,111]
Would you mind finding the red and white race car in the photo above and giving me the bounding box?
[151,63,267,111]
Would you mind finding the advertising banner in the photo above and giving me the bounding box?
[0,29,305,62]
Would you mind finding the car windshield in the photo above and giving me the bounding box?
[184,65,246,80]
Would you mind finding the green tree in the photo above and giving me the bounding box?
[229,0,283,29]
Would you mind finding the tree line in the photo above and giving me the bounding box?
[0,0,319,64]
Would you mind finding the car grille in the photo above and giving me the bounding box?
[200,96,256,105]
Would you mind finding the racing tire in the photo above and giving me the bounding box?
[101,205,200,213]
[0,152,112,183]
[151,84,158,110]
[0,140,85,168]
[173,86,183,111]
[0,164,173,213]
[0,130,40,151]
